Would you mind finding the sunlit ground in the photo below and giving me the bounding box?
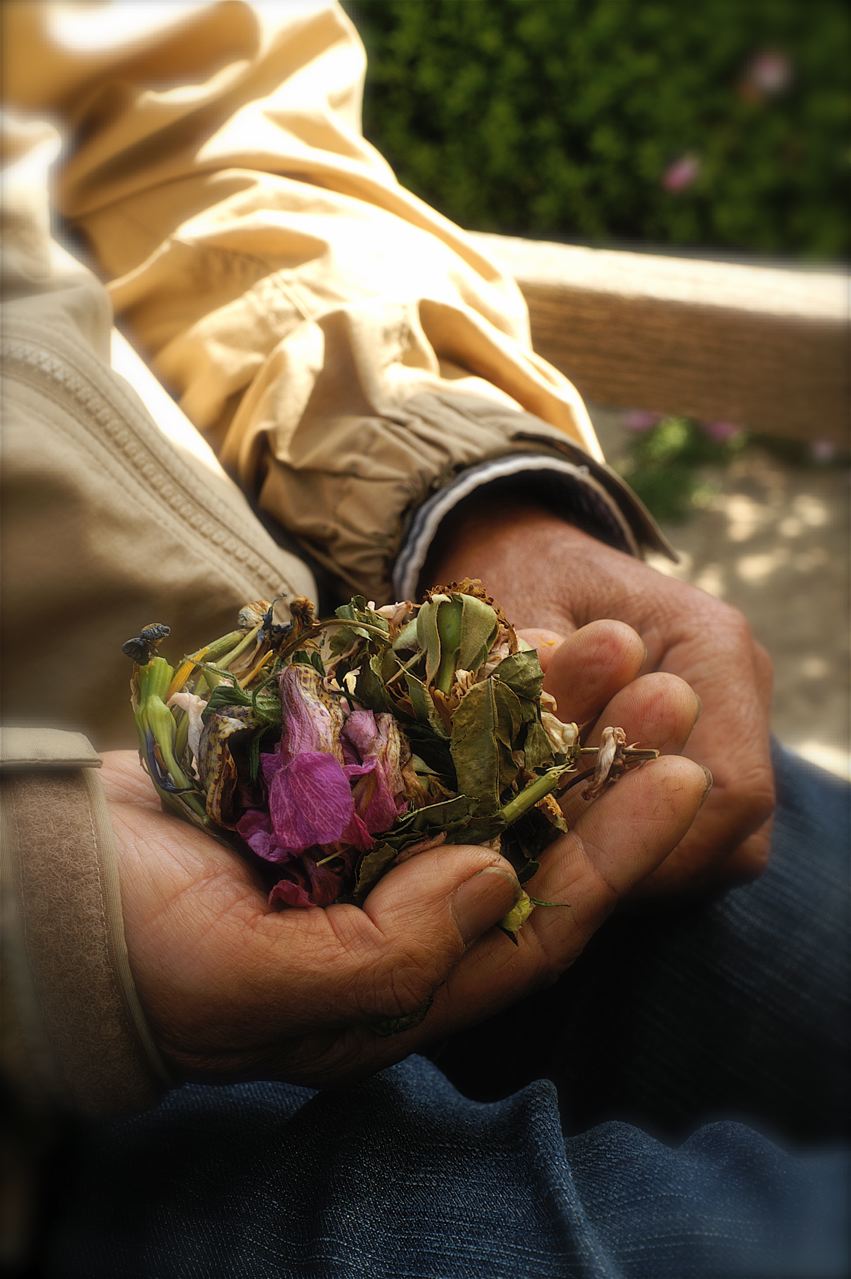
[592,407,850,780]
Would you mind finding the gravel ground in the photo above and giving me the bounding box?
[591,407,850,780]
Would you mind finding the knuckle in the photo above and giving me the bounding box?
[740,772,776,828]
[753,641,775,693]
[728,834,772,885]
[714,600,752,644]
[753,640,773,673]
[721,755,776,829]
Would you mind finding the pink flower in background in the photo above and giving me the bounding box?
[623,410,661,432]
[703,420,742,443]
[662,154,700,193]
[810,439,836,463]
[744,50,793,98]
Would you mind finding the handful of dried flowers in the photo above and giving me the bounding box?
[124,582,655,937]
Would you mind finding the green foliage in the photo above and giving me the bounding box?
[617,418,744,521]
[344,0,849,259]
[616,418,845,522]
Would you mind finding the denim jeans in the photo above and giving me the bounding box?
[39,747,850,1278]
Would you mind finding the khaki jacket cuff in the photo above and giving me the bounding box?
[1,727,170,1116]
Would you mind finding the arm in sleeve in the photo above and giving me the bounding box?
[1,729,169,1117]
[3,0,669,602]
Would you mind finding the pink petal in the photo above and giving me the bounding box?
[343,809,375,851]
[662,154,700,193]
[353,768,402,835]
[342,708,379,759]
[703,419,741,443]
[236,808,291,863]
[279,665,344,762]
[269,751,354,851]
[623,410,661,433]
[268,856,348,909]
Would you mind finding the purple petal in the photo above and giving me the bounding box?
[623,410,660,433]
[268,855,348,909]
[353,768,402,835]
[343,808,375,851]
[343,759,377,780]
[269,751,354,851]
[662,154,700,193]
[261,751,284,788]
[703,419,741,443]
[268,876,314,909]
[342,708,379,761]
[236,808,292,864]
[279,665,344,762]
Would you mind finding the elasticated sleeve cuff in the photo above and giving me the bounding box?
[1,727,169,1116]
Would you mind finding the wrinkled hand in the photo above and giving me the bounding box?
[102,640,707,1087]
[425,498,774,898]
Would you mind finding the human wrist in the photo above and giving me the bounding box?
[421,489,589,626]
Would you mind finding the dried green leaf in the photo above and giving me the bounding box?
[392,616,419,653]
[458,593,499,672]
[387,794,476,847]
[492,649,544,703]
[416,594,451,686]
[353,842,398,900]
[522,719,557,772]
[449,679,501,806]
[404,670,449,738]
[449,677,524,806]
[354,653,398,715]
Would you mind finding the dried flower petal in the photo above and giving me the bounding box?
[279,664,344,762]
[269,856,346,909]
[269,751,355,850]
[542,712,580,756]
[167,690,206,767]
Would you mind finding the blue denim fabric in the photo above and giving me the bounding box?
[39,747,849,1278]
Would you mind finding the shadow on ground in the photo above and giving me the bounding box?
[591,407,850,779]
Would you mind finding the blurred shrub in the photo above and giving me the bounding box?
[344,0,849,259]
[615,417,846,522]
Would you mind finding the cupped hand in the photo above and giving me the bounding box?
[424,497,775,898]
[102,628,706,1087]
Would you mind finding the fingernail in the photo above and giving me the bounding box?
[451,866,520,945]
[700,765,714,803]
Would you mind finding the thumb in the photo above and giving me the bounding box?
[359,846,521,1020]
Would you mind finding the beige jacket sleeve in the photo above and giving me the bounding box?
[2,0,663,601]
[1,729,168,1116]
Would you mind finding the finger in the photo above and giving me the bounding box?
[634,624,775,898]
[667,815,773,901]
[420,756,708,1043]
[537,620,647,724]
[584,671,701,755]
[283,755,710,1086]
[753,640,774,712]
[718,817,773,886]
[249,844,519,1034]
[559,672,702,828]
